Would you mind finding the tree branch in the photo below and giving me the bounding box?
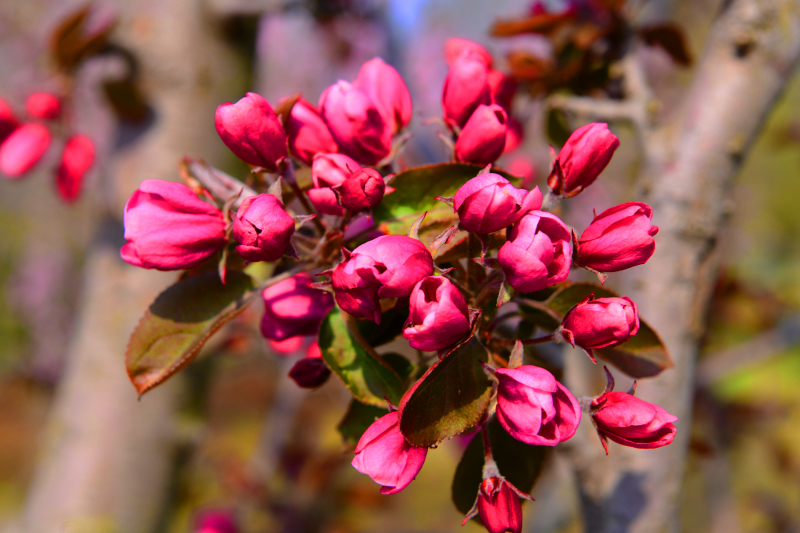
[566,1,800,531]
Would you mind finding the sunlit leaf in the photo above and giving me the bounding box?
[318,308,405,407]
[126,270,255,396]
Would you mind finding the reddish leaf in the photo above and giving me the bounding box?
[49,7,114,72]
[640,23,693,66]
[491,13,575,37]
[126,270,255,396]
[399,323,492,447]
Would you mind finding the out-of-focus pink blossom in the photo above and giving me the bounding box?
[231,193,294,262]
[288,341,331,388]
[445,38,493,67]
[0,123,50,177]
[487,69,516,112]
[442,50,491,128]
[503,117,524,154]
[194,510,238,533]
[285,97,338,165]
[260,273,333,341]
[56,135,94,202]
[354,57,412,133]
[319,81,392,165]
[352,411,428,494]
[0,98,18,141]
[120,180,227,270]
[25,92,61,119]
[215,92,287,171]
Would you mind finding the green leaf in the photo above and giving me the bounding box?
[596,320,674,378]
[399,333,493,447]
[381,352,415,382]
[337,400,389,447]
[545,282,617,315]
[452,417,549,515]
[318,308,405,407]
[373,163,497,235]
[546,107,572,147]
[126,270,255,396]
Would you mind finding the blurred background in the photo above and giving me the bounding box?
[0,0,799,532]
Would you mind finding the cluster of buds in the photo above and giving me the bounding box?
[442,39,519,166]
[0,94,95,201]
[120,44,676,533]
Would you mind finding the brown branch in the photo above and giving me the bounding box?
[564,1,800,532]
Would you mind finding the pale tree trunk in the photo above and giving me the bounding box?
[565,0,800,531]
[8,2,244,532]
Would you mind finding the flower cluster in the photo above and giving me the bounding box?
[0,94,95,202]
[121,41,675,533]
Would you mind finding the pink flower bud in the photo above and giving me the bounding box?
[25,92,61,119]
[308,152,359,216]
[445,38,493,67]
[120,180,227,270]
[560,296,639,350]
[495,365,581,446]
[339,168,385,214]
[472,477,523,533]
[285,97,338,165]
[454,173,543,234]
[331,235,434,323]
[454,104,508,167]
[319,81,392,165]
[403,276,470,351]
[354,57,412,133]
[592,391,677,450]
[288,342,331,389]
[577,202,659,273]
[442,50,491,128]
[260,273,333,341]
[548,122,620,197]
[487,70,517,112]
[351,411,428,494]
[498,211,572,293]
[0,98,19,141]
[56,135,94,202]
[232,194,294,262]
[0,123,50,177]
[215,92,287,171]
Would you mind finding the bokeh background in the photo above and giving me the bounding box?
[0,0,799,532]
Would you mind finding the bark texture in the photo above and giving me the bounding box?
[569,0,800,531]
[8,1,244,532]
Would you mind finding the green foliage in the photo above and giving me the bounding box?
[318,308,405,407]
[126,270,255,396]
[337,400,389,447]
